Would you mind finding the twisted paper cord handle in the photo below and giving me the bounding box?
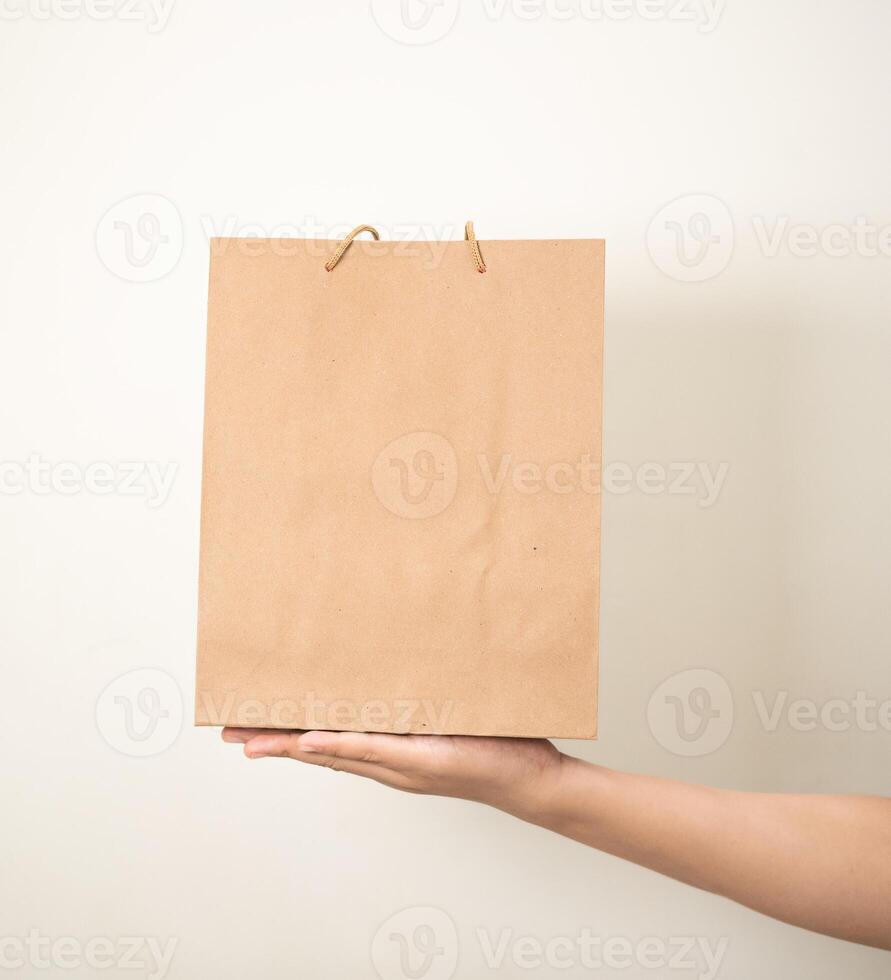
[324,224,380,272]
[325,222,487,273]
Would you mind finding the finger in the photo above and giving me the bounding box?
[222,727,303,744]
[292,729,424,767]
[241,732,415,791]
[243,731,389,762]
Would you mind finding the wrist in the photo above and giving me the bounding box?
[495,751,573,823]
[499,753,612,830]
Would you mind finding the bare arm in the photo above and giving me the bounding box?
[222,728,891,950]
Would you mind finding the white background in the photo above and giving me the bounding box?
[1,0,890,977]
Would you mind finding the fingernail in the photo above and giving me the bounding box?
[297,734,329,753]
[244,734,280,759]
[222,729,254,743]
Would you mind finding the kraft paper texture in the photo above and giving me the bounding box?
[196,233,604,738]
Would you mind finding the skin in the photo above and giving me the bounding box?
[222,728,891,951]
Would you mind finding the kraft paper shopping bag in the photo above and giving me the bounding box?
[196,222,603,738]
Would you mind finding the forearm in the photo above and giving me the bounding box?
[501,755,891,950]
[226,726,891,948]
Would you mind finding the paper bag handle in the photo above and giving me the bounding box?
[324,224,380,272]
[464,221,487,274]
[325,221,487,274]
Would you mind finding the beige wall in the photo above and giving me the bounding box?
[1,1,889,977]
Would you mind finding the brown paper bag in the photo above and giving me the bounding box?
[196,223,604,738]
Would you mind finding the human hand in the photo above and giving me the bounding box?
[221,727,565,816]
